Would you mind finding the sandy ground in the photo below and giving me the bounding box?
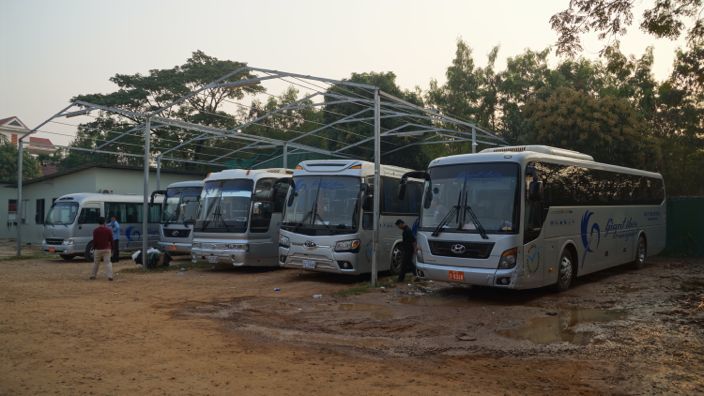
[1,251,702,395]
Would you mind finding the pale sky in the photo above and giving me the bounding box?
[0,0,686,145]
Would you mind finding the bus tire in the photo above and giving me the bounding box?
[59,254,75,261]
[389,244,403,275]
[84,242,94,262]
[633,235,647,269]
[551,249,576,292]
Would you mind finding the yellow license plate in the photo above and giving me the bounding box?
[448,270,464,281]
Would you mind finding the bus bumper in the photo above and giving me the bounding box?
[416,261,521,289]
[191,240,275,267]
[41,241,79,255]
[278,246,361,274]
[157,241,192,255]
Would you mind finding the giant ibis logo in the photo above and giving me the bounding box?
[580,210,601,266]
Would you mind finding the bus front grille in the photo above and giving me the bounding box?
[428,241,494,259]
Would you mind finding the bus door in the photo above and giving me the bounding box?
[76,202,102,243]
[522,167,547,288]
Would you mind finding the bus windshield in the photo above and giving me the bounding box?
[45,202,79,225]
[196,179,253,233]
[421,163,520,234]
[282,176,360,235]
[162,187,201,224]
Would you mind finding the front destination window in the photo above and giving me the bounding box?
[421,163,520,235]
[196,179,253,233]
[282,176,360,235]
[45,202,79,225]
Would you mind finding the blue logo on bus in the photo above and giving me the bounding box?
[580,210,601,266]
[125,226,141,242]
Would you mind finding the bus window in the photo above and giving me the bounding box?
[77,207,101,224]
[148,203,161,223]
[251,178,275,233]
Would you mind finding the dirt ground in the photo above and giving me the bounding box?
[1,251,702,395]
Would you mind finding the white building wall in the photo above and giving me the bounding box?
[0,167,203,245]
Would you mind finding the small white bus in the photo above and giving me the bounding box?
[278,160,423,275]
[152,180,204,255]
[191,168,292,267]
[400,145,666,291]
[42,193,163,261]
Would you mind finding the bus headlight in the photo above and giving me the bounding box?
[334,239,361,252]
[63,239,74,246]
[226,243,248,251]
[279,235,290,248]
[498,247,518,269]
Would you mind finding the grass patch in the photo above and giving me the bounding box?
[0,253,54,262]
[120,261,214,274]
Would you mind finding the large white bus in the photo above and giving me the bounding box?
[191,168,292,267]
[278,160,423,275]
[400,145,666,291]
[42,193,163,261]
[152,180,204,255]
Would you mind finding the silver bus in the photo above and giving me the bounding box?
[191,168,292,267]
[278,160,423,275]
[152,180,204,255]
[42,193,163,261]
[400,145,666,291]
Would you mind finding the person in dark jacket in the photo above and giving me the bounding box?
[395,219,417,282]
[90,216,113,281]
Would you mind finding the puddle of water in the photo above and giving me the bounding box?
[498,308,627,345]
[338,303,394,320]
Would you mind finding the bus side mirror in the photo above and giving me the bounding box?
[398,183,407,200]
[286,180,296,207]
[423,186,433,209]
[528,180,544,201]
[150,190,165,205]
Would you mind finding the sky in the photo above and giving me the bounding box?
[0,0,687,145]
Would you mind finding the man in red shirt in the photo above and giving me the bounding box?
[90,216,114,281]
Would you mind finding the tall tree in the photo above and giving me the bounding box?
[551,0,703,56]
[0,142,42,182]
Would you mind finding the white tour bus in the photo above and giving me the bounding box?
[191,168,292,267]
[399,145,666,291]
[278,160,423,275]
[151,180,204,255]
[42,193,163,261]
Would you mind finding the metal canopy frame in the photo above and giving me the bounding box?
[15,66,507,285]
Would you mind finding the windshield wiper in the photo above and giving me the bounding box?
[460,192,489,240]
[200,194,223,231]
[313,212,332,231]
[431,190,462,237]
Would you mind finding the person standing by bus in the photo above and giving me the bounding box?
[395,219,417,282]
[109,214,120,262]
[91,217,113,281]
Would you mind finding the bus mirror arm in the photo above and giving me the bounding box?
[399,171,430,200]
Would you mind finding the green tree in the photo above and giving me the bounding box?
[551,0,703,56]
[65,51,264,170]
[522,87,661,170]
[0,142,42,182]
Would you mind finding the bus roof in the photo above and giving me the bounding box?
[430,145,662,179]
[166,180,204,189]
[54,192,161,203]
[294,159,414,178]
[204,168,293,183]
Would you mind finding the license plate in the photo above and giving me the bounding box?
[167,245,177,251]
[302,259,316,269]
[448,270,464,281]
[48,247,56,253]
[207,255,219,264]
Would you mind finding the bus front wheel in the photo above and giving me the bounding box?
[84,242,94,262]
[552,249,575,292]
[633,235,647,269]
[389,244,403,275]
